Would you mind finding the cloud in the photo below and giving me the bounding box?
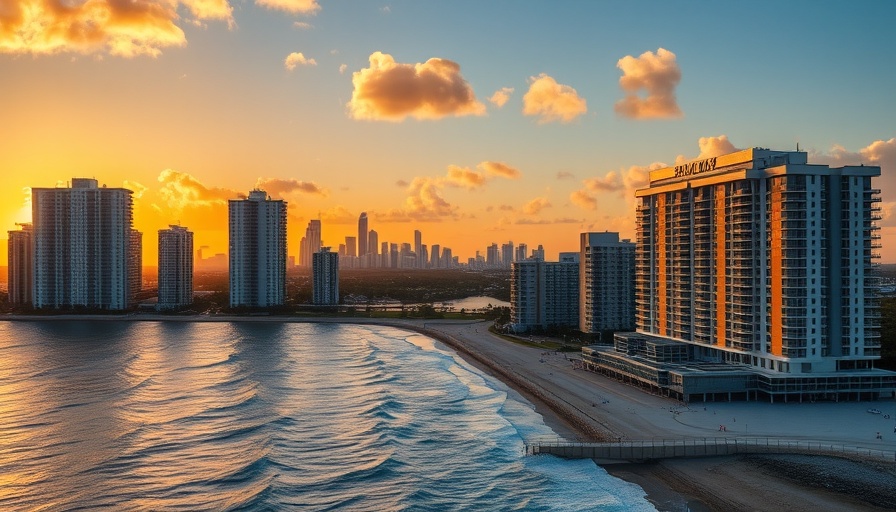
[0,0,190,57]
[383,160,520,221]
[570,189,597,210]
[254,177,328,198]
[255,0,320,15]
[395,179,409,187]
[123,180,148,199]
[675,135,739,164]
[319,205,355,224]
[516,217,581,225]
[445,166,487,189]
[489,87,514,107]
[157,169,240,211]
[480,161,521,179]
[0,1,322,57]
[522,73,587,123]
[347,51,486,121]
[339,63,348,74]
[582,171,623,193]
[614,48,683,119]
[523,197,552,215]
[292,21,313,29]
[556,171,575,180]
[284,52,317,70]
[498,204,515,211]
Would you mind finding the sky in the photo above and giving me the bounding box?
[2,0,896,266]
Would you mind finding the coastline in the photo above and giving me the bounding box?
[4,314,896,511]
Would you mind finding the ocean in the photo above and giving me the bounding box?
[0,320,655,511]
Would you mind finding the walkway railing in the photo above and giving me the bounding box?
[526,436,896,463]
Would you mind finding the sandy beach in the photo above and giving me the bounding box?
[6,314,896,511]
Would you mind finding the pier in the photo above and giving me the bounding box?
[526,437,896,464]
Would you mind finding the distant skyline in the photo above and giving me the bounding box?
[2,1,895,265]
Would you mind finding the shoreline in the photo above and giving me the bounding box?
[4,314,896,511]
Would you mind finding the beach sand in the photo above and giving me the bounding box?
[6,314,896,511]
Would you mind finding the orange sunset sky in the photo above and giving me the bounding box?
[2,1,895,266]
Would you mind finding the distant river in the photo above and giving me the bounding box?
[0,321,653,511]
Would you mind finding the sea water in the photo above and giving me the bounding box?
[0,320,655,511]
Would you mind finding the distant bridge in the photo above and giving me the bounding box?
[526,437,896,464]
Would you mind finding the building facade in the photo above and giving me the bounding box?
[510,254,579,332]
[31,178,135,310]
[312,247,339,305]
[300,219,321,267]
[229,190,287,308]
[582,148,895,402]
[7,223,33,306]
[158,225,193,310]
[579,232,636,334]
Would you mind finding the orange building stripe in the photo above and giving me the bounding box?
[657,195,667,335]
[715,185,726,348]
[770,180,783,357]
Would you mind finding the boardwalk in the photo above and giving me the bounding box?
[527,437,896,464]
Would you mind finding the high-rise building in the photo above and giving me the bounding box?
[583,148,896,402]
[486,243,499,267]
[32,178,136,310]
[532,245,545,260]
[515,243,528,262]
[158,225,193,310]
[300,219,321,267]
[441,247,453,269]
[129,229,142,307]
[312,247,339,305]
[502,241,514,268]
[345,236,357,258]
[368,229,379,257]
[7,223,33,306]
[390,243,399,268]
[229,190,287,308]
[358,212,368,257]
[420,245,428,269]
[510,253,579,332]
[430,244,440,269]
[579,232,635,334]
[414,230,422,268]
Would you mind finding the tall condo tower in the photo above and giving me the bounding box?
[158,225,194,310]
[312,247,339,305]
[414,230,422,268]
[358,212,368,257]
[31,178,135,310]
[229,190,287,308]
[7,223,33,306]
[300,219,321,267]
[635,148,883,374]
[579,232,636,334]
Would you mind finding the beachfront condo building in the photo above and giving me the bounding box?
[510,253,579,332]
[7,223,33,306]
[129,229,142,307]
[158,225,194,310]
[579,232,636,335]
[583,148,895,401]
[312,247,339,305]
[31,178,137,310]
[229,190,287,308]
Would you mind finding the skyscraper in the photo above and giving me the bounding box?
[300,219,321,267]
[430,244,440,269]
[414,230,422,268]
[345,236,357,258]
[579,232,635,334]
[32,178,135,310]
[358,212,368,257]
[158,225,193,311]
[502,241,514,268]
[312,247,339,305]
[7,223,33,306]
[229,190,287,308]
[129,229,142,308]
